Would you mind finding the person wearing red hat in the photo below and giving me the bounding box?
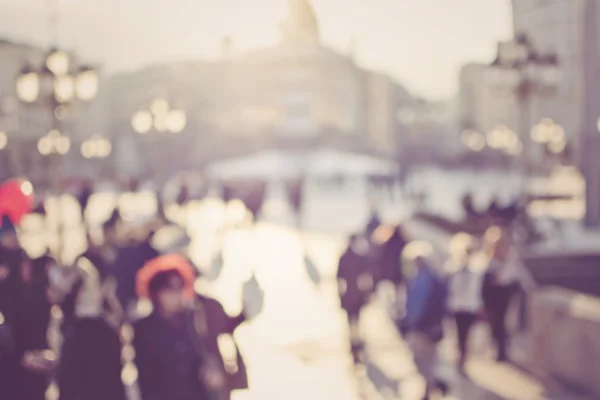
[133,254,224,400]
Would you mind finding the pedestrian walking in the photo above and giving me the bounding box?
[337,234,373,363]
[400,241,448,400]
[195,292,248,400]
[58,256,126,400]
[12,255,55,400]
[134,254,224,400]
[0,215,29,399]
[378,224,408,289]
[447,234,484,371]
[482,226,530,362]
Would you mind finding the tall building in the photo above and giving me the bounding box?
[511,0,586,160]
[217,0,364,140]
[458,62,520,136]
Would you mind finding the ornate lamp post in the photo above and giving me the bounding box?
[131,98,187,135]
[16,48,99,263]
[131,98,186,182]
[490,36,560,176]
[37,129,71,156]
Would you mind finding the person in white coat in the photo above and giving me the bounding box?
[447,234,484,371]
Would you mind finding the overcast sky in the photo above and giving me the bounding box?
[0,0,513,100]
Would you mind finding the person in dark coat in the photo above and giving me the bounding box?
[482,227,520,362]
[0,216,27,399]
[58,255,126,400]
[196,293,247,400]
[113,227,159,316]
[379,224,408,288]
[12,255,54,400]
[134,255,224,400]
[337,234,373,362]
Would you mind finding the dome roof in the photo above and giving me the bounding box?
[282,0,320,42]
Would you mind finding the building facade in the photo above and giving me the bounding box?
[511,0,586,161]
[107,0,414,179]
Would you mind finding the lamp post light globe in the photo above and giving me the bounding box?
[153,113,168,132]
[55,136,70,155]
[81,141,94,159]
[150,98,170,116]
[16,66,40,103]
[548,139,566,154]
[132,111,152,134]
[81,136,111,159]
[37,136,52,155]
[54,75,75,104]
[75,67,99,101]
[134,99,186,135]
[166,109,187,133]
[45,49,70,76]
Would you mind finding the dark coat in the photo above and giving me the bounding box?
[0,247,29,399]
[133,311,211,400]
[115,242,159,308]
[12,277,52,400]
[0,247,27,323]
[379,230,407,285]
[337,249,371,316]
[59,318,126,400]
[196,295,247,393]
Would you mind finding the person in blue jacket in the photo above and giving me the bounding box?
[400,241,448,400]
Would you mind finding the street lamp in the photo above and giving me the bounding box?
[16,54,98,107]
[487,125,522,158]
[37,129,71,156]
[531,118,564,145]
[131,98,187,134]
[16,48,99,264]
[81,136,111,159]
[490,35,560,174]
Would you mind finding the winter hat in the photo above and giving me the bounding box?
[136,253,196,299]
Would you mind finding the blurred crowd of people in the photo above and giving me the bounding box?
[0,172,537,400]
[0,179,262,400]
[336,218,533,400]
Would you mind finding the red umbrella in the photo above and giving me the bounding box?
[0,178,35,226]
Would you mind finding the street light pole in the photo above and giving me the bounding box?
[131,98,187,184]
[16,49,99,264]
[516,80,533,180]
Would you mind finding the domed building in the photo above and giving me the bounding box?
[280,0,321,43]
[107,0,412,177]
[215,0,368,144]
